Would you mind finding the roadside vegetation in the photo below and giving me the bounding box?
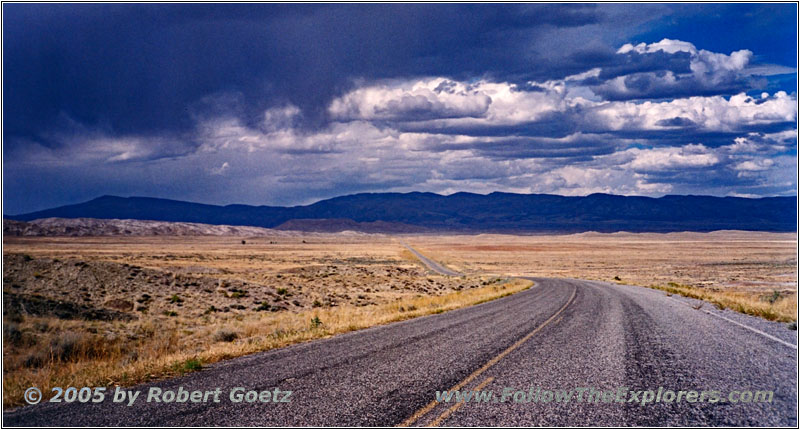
[406,232,797,324]
[2,276,531,408]
[644,281,797,323]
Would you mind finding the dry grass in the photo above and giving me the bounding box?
[646,282,797,323]
[2,233,531,408]
[3,236,489,316]
[3,234,524,407]
[406,231,797,321]
[4,230,796,408]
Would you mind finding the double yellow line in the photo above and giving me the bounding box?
[399,286,578,427]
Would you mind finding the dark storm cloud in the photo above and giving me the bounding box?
[2,3,797,214]
[592,123,798,146]
[3,3,611,147]
[418,134,622,161]
[396,119,580,139]
[592,71,754,101]
[655,117,697,128]
[596,50,693,81]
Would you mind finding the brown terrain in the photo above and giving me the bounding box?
[3,217,431,236]
[3,235,489,319]
[4,218,290,237]
[2,227,525,408]
[1,219,796,408]
[408,231,797,322]
[406,231,796,293]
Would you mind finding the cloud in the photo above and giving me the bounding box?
[589,39,757,99]
[329,78,571,126]
[725,129,797,154]
[9,133,196,168]
[262,105,302,133]
[617,38,698,55]
[2,3,631,146]
[587,91,796,133]
[735,159,774,172]
[210,161,230,175]
[540,165,674,196]
[9,68,794,213]
[3,6,797,214]
[331,76,796,139]
[426,132,627,160]
[329,79,492,121]
[326,50,796,137]
[622,144,720,172]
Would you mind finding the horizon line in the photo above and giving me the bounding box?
[7,191,799,218]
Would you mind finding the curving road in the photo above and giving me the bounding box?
[4,277,796,426]
[401,242,463,276]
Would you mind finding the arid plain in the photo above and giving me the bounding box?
[410,231,797,321]
[410,231,796,292]
[2,233,524,408]
[2,231,796,408]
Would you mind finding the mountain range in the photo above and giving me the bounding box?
[6,192,797,233]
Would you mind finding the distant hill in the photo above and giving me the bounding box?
[275,219,430,233]
[3,218,287,237]
[6,192,797,233]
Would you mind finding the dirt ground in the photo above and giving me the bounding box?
[2,235,491,320]
[3,231,795,323]
[1,234,521,408]
[405,231,797,295]
[1,231,795,408]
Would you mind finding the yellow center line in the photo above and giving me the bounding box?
[398,285,577,427]
[427,376,495,427]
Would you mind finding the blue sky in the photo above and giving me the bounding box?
[3,4,797,214]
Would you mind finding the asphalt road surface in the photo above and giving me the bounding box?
[401,242,463,276]
[4,278,797,426]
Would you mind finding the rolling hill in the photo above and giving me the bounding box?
[6,192,797,233]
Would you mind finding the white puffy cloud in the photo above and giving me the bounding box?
[588,91,796,132]
[616,38,754,80]
[691,49,751,80]
[617,38,698,55]
[735,159,774,172]
[327,75,795,136]
[622,144,719,172]
[329,78,575,127]
[544,165,670,195]
[329,78,493,121]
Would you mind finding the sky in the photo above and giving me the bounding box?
[3,3,797,214]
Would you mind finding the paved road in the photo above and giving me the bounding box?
[4,278,797,426]
[401,242,463,276]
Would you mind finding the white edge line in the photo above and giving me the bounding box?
[669,296,797,350]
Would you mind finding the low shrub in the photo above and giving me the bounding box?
[213,329,238,343]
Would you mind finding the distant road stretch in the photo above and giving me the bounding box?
[5,276,796,426]
[401,242,463,276]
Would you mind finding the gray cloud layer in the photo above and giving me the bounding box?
[3,4,797,213]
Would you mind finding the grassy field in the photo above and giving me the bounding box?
[3,231,796,408]
[405,231,797,322]
[2,235,527,408]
